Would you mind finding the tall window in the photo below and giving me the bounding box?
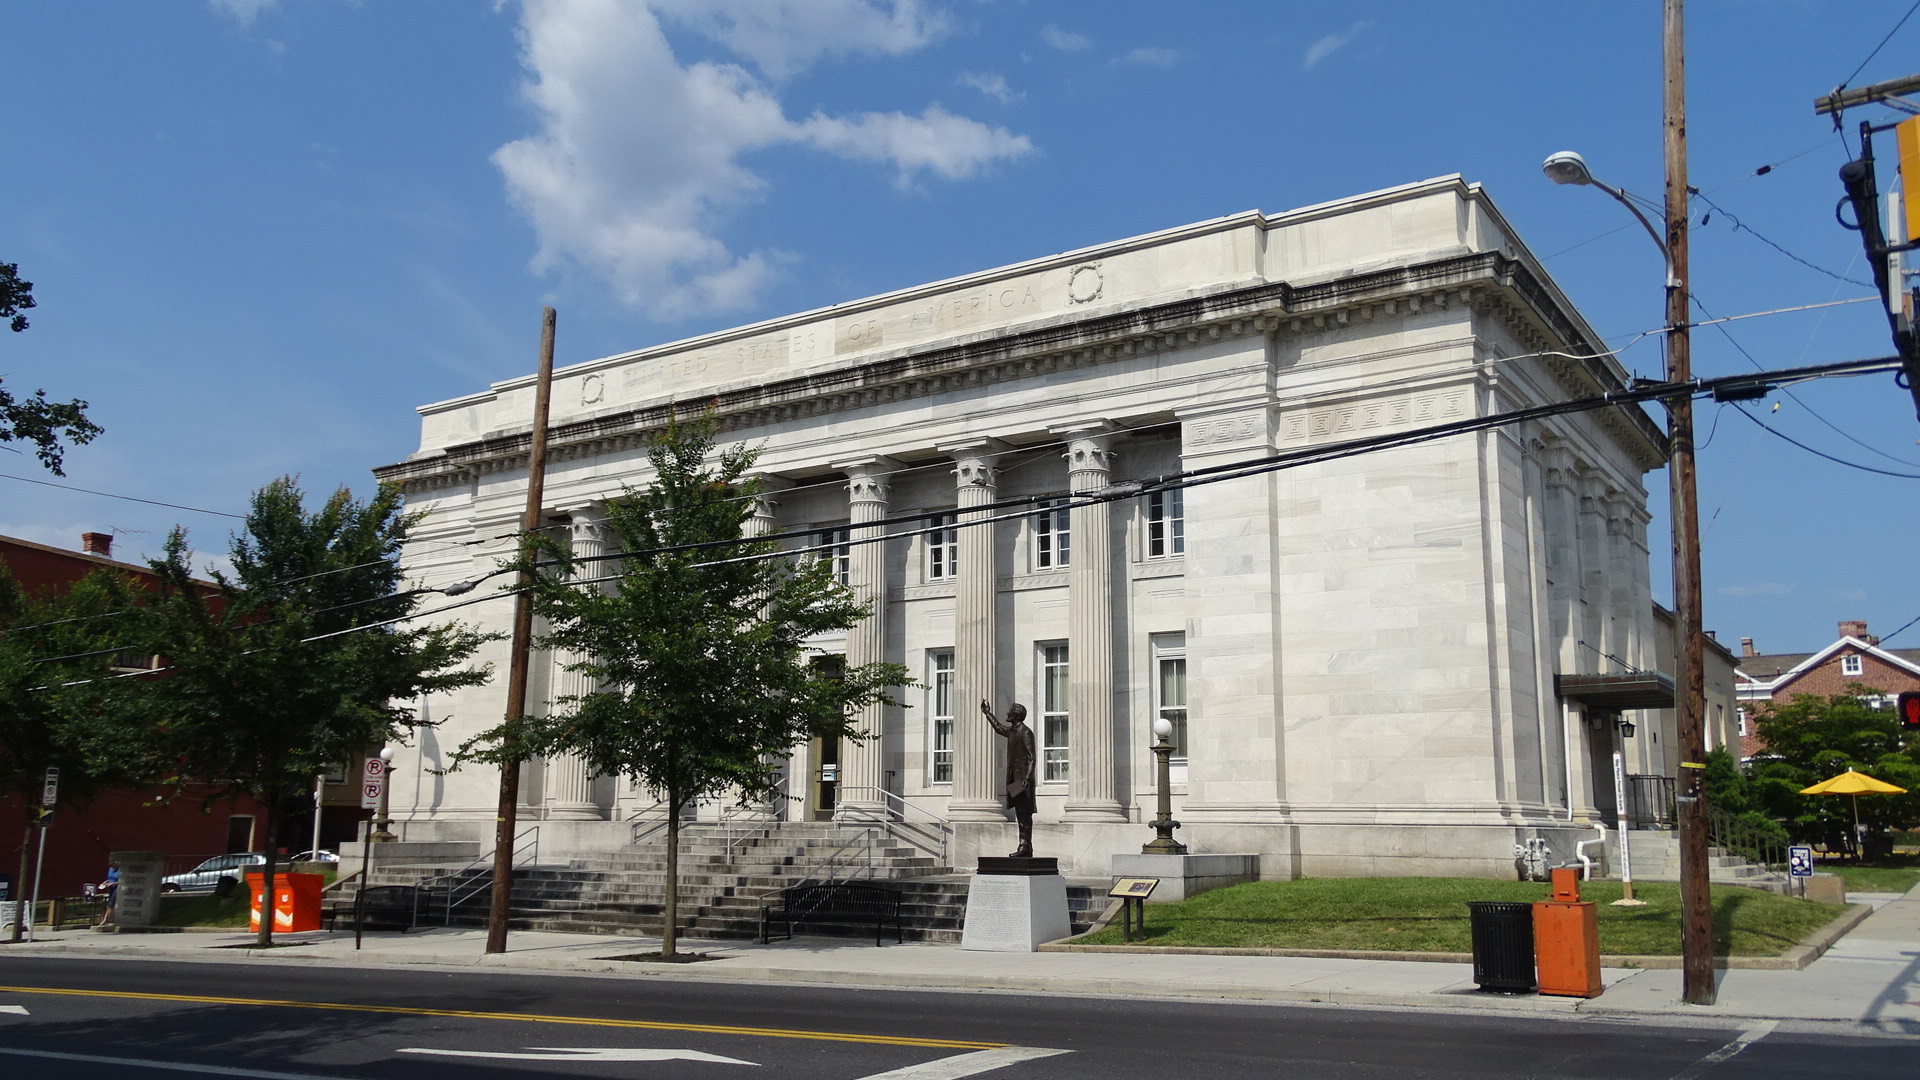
[1040,644,1070,781]
[926,512,959,581]
[1147,488,1184,558]
[1154,634,1188,764]
[1033,500,1071,570]
[820,526,851,585]
[1736,707,1748,737]
[928,650,955,783]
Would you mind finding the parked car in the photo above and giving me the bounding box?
[160,853,266,893]
[290,849,340,864]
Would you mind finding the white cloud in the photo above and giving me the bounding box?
[1118,46,1179,68]
[1041,24,1089,52]
[208,0,279,26]
[495,0,1031,320]
[957,70,1021,104]
[651,0,951,80]
[1303,19,1374,69]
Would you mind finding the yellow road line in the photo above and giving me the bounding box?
[0,985,1004,1050]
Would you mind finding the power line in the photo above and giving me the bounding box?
[1729,403,1920,479]
[1690,191,1875,288]
[0,472,245,519]
[1837,0,1920,93]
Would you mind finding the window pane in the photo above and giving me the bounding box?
[1041,644,1069,781]
[931,651,954,783]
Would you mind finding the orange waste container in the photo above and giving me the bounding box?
[1532,867,1602,997]
[245,872,324,933]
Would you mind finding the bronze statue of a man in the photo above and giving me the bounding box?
[980,698,1036,858]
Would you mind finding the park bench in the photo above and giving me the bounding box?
[321,885,421,932]
[759,881,902,946]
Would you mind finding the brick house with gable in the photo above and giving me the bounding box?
[1734,619,1920,760]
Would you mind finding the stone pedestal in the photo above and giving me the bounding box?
[1109,852,1259,903]
[109,850,165,928]
[961,860,1071,951]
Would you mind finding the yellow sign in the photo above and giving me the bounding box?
[1109,877,1159,899]
[1900,116,1920,244]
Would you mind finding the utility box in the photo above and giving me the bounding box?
[1532,867,1602,998]
[246,872,324,934]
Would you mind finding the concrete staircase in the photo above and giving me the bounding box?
[1617,830,1789,891]
[363,821,1102,942]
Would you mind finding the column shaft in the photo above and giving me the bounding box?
[839,463,891,808]
[1063,431,1123,820]
[948,447,1004,820]
[544,519,604,819]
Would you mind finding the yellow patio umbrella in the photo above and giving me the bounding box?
[1799,768,1908,857]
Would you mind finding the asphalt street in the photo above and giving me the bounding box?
[0,957,1915,1079]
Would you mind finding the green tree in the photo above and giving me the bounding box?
[0,565,146,940]
[454,419,908,957]
[1,261,101,474]
[134,479,493,946]
[1749,691,1920,855]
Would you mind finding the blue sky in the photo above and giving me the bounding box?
[2,0,1916,657]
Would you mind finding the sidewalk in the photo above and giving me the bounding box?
[5,886,1915,1034]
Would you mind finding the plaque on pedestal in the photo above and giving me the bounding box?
[960,865,1070,951]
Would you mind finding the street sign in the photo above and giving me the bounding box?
[360,757,385,809]
[1788,845,1813,878]
[41,767,58,807]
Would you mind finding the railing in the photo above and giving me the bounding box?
[1707,805,1787,871]
[436,825,539,924]
[806,827,878,887]
[1626,775,1678,830]
[832,786,953,867]
[626,800,678,847]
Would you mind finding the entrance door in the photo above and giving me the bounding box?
[810,735,840,820]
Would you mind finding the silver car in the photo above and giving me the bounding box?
[160,853,266,893]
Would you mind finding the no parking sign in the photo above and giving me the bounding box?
[359,756,386,809]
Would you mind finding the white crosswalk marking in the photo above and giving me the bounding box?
[1669,1021,1777,1080]
[401,1046,757,1065]
[852,1046,1074,1080]
[0,1005,28,1015]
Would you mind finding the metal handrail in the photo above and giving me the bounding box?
[1626,774,1678,830]
[832,786,952,866]
[804,827,878,888]
[439,825,539,923]
[1706,805,1788,871]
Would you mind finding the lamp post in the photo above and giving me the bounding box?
[1543,134,1713,1002]
[1142,718,1187,855]
[369,747,396,843]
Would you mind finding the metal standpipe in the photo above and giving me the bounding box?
[1466,901,1536,994]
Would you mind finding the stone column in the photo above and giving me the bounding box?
[543,517,605,820]
[944,440,1006,821]
[836,459,895,812]
[1059,425,1125,820]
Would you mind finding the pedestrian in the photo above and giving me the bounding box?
[97,862,119,925]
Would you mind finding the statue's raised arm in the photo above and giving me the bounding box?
[980,698,1012,737]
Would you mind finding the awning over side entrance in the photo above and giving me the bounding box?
[1554,671,1677,711]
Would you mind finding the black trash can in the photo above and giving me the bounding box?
[1466,901,1535,993]
[213,875,240,899]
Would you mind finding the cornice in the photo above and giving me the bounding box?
[376,250,1662,492]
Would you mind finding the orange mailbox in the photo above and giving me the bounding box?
[245,872,324,934]
[1532,867,1602,997]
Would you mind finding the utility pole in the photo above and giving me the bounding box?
[485,306,557,955]
[1664,0,1715,1007]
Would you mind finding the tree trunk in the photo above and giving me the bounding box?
[253,787,280,948]
[662,790,680,959]
[9,822,30,943]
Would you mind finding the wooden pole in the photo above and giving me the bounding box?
[485,306,557,955]
[1663,0,1715,1006]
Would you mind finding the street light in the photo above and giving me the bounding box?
[1541,152,1676,285]
[1142,718,1186,855]
[1543,146,1712,1003]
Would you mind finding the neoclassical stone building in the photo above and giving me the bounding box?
[375,175,1674,878]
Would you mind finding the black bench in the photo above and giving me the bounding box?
[760,882,902,946]
[322,885,421,932]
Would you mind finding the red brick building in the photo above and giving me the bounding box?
[1734,619,1920,760]
[0,533,299,899]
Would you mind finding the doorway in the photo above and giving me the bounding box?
[809,735,840,820]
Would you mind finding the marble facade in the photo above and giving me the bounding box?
[375,175,1671,879]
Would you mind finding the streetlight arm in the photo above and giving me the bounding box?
[1589,179,1679,286]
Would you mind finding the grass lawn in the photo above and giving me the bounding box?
[157,890,254,928]
[1820,854,1920,894]
[1074,878,1845,957]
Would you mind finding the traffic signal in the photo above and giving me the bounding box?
[1899,691,1920,731]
